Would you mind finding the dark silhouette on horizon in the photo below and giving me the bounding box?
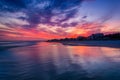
[47,33,120,42]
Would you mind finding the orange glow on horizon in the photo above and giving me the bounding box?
[0,21,120,40]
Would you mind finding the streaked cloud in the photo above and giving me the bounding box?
[0,0,120,40]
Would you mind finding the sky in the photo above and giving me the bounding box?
[0,0,120,40]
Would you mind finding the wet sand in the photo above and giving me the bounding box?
[0,40,120,51]
[58,40,120,48]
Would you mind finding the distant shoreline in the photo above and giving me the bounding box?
[0,41,39,50]
[0,41,120,50]
[48,40,120,48]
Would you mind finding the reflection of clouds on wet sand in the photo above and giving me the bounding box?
[0,42,120,80]
[101,47,120,62]
[66,45,120,78]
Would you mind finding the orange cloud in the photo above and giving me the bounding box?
[0,20,120,41]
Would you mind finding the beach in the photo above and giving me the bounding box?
[0,41,120,80]
[57,40,120,48]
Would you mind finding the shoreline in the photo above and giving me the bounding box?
[0,41,38,50]
[48,40,120,48]
[0,41,120,50]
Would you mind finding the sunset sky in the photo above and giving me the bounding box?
[0,0,120,40]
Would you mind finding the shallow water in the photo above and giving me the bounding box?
[0,42,120,80]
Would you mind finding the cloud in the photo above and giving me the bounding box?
[0,0,85,28]
[0,0,26,12]
[1,0,120,40]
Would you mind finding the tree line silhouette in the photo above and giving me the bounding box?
[47,33,120,42]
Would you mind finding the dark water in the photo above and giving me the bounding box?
[0,42,120,80]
